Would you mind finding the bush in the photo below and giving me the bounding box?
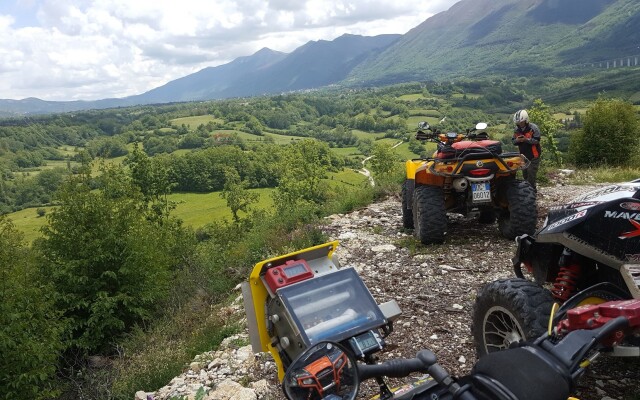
[0,217,65,400]
[36,167,193,354]
[570,98,639,167]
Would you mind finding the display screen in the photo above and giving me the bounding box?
[283,263,308,278]
[355,331,378,351]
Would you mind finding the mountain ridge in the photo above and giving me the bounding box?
[1,0,638,116]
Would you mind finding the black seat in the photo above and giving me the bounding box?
[471,346,572,400]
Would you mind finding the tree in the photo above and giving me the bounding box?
[179,133,206,149]
[125,144,175,219]
[369,142,398,181]
[357,138,374,156]
[220,167,259,223]
[0,216,64,400]
[408,138,426,156]
[272,140,331,214]
[86,136,128,158]
[36,166,184,353]
[528,99,563,166]
[570,98,640,166]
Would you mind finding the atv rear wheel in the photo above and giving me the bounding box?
[472,278,554,357]
[412,185,447,244]
[401,180,414,229]
[497,180,537,240]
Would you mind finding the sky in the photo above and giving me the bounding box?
[0,0,459,102]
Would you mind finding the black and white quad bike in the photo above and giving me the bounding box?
[473,179,640,357]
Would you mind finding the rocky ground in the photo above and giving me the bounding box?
[145,182,640,400]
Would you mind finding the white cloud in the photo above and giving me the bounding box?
[0,0,459,101]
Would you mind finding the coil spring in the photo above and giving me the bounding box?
[551,263,581,302]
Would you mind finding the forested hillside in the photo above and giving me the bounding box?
[347,0,640,83]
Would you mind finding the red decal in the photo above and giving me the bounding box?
[620,219,640,239]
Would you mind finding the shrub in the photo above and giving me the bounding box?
[0,217,65,400]
[570,98,639,167]
[36,167,192,354]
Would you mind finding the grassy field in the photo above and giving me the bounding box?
[8,189,276,242]
[170,115,224,129]
[397,93,423,101]
[329,146,362,157]
[56,146,79,157]
[351,130,386,141]
[8,169,367,242]
[406,116,441,129]
[168,188,275,227]
[263,132,305,145]
[6,206,53,243]
[327,169,368,186]
[390,142,416,160]
[451,93,481,99]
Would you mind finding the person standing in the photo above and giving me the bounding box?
[512,109,542,191]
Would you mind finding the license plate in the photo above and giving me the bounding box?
[471,182,491,203]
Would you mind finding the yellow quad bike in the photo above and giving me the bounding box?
[241,241,402,381]
[403,121,536,244]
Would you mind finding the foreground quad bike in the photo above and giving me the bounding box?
[473,179,640,357]
[243,241,640,400]
[403,121,536,244]
[241,241,402,380]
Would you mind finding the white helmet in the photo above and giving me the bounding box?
[513,109,529,124]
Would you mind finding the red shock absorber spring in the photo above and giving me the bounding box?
[551,263,581,302]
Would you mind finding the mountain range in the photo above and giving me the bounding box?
[1,0,638,116]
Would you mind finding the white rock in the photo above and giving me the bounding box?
[190,362,202,373]
[338,232,358,240]
[170,377,186,386]
[458,356,466,364]
[236,346,253,363]
[250,380,270,398]
[134,391,148,400]
[371,244,396,252]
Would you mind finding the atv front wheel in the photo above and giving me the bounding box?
[412,185,447,244]
[401,180,414,229]
[497,180,537,240]
[472,278,554,357]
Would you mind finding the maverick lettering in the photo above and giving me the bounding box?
[604,211,640,220]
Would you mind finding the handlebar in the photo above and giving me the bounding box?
[358,356,426,380]
[415,122,489,143]
[359,350,474,400]
[283,305,637,400]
